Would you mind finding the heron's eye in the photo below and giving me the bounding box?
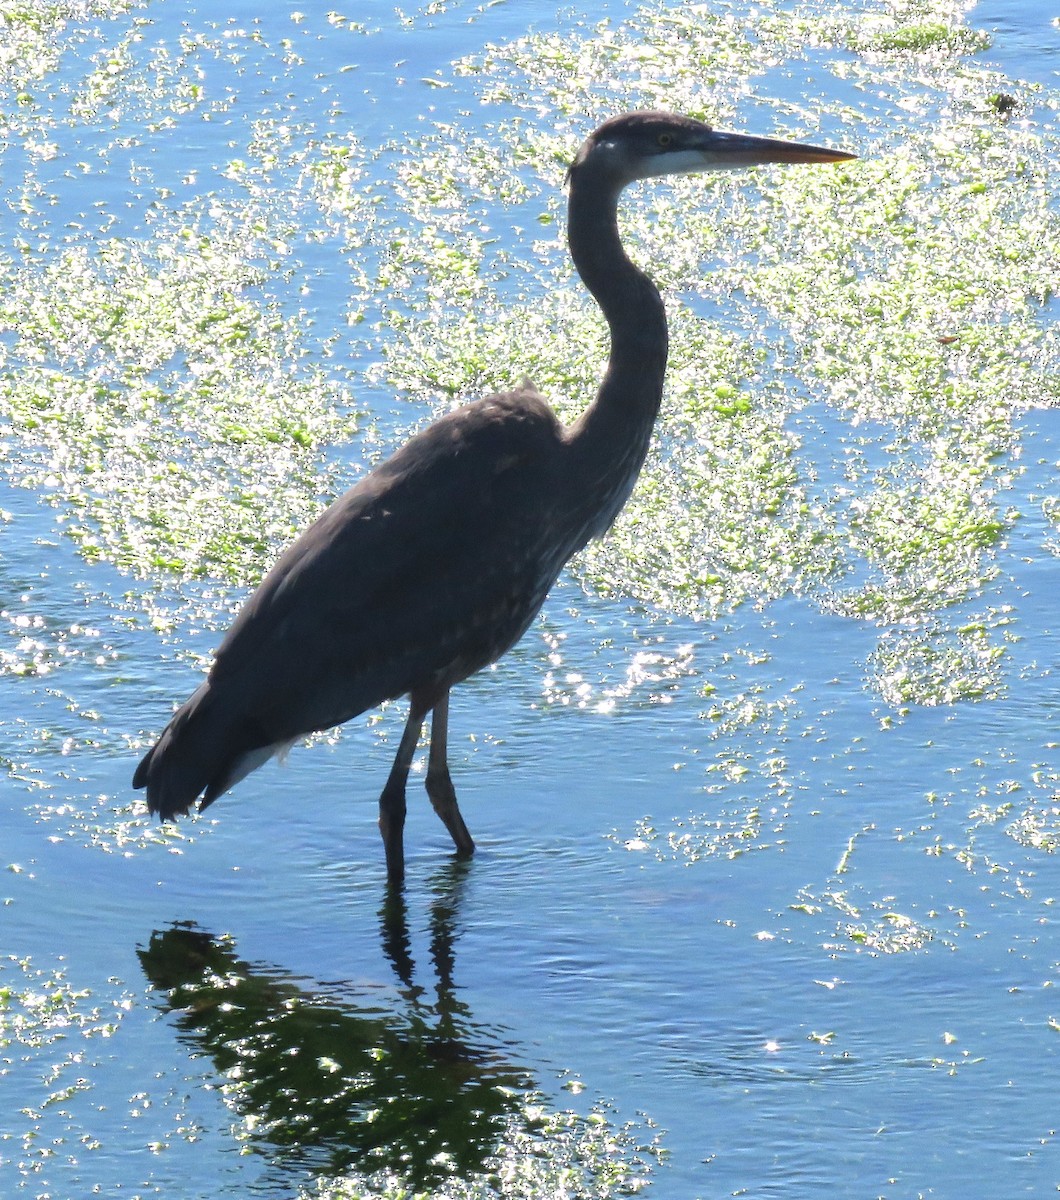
[657,132,673,148]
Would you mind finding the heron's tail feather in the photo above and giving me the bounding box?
[133,681,281,821]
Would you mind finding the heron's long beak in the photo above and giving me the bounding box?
[701,128,857,167]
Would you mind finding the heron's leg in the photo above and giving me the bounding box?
[425,691,475,858]
[379,703,426,881]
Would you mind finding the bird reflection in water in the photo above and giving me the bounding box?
[138,866,529,1190]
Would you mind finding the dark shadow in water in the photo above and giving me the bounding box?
[138,861,531,1189]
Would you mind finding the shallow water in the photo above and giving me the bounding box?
[1,1,1058,1198]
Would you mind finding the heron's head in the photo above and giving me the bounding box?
[568,111,856,188]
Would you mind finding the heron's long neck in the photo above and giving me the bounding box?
[563,172,668,541]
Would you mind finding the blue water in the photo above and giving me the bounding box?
[1,2,1058,1198]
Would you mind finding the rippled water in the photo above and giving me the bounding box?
[1,2,1057,1198]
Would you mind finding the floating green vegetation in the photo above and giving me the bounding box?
[1006,805,1059,853]
[0,953,131,1181]
[998,767,1060,854]
[306,1096,662,1200]
[579,310,846,614]
[621,796,788,863]
[615,653,800,860]
[0,13,375,592]
[789,826,954,952]
[700,676,796,738]
[857,20,989,56]
[867,621,1006,704]
[0,1,137,101]
[0,207,355,583]
[793,885,940,954]
[28,793,192,852]
[0,952,126,1054]
[459,0,992,123]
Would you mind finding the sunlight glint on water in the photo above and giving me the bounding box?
[0,2,1057,1198]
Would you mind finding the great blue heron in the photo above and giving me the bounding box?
[134,111,855,880]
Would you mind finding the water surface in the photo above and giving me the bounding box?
[0,2,1057,1198]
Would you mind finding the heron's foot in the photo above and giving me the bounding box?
[425,767,475,858]
[379,785,407,881]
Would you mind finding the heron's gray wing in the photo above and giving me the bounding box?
[206,387,566,739]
